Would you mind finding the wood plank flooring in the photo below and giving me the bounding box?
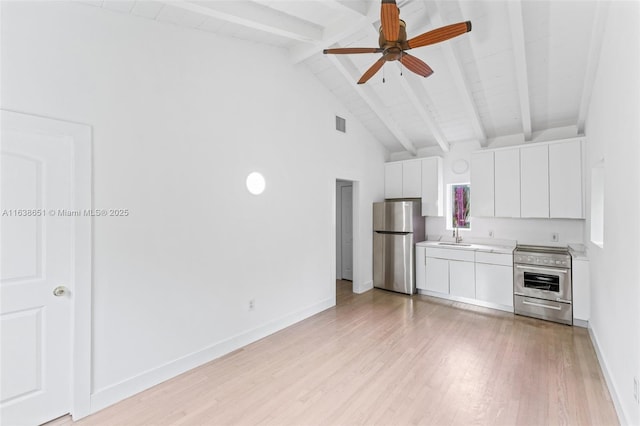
[47,280,618,425]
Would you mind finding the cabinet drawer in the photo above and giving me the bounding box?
[475,251,513,266]
[425,247,475,262]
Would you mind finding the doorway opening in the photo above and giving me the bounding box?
[335,180,354,300]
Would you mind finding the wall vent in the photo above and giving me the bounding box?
[335,116,346,133]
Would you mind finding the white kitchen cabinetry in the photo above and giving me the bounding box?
[472,138,584,219]
[421,157,443,216]
[423,248,475,296]
[384,157,443,216]
[417,244,514,313]
[384,160,421,199]
[549,140,584,218]
[475,252,513,309]
[425,256,449,294]
[494,148,521,217]
[416,246,426,291]
[572,258,590,325]
[449,260,475,299]
[402,160,422,198]
[384,162,403,199]
[520,145,549,218]
[470,151,494,217]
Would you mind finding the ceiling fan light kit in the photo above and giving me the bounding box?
[323,0,472,85]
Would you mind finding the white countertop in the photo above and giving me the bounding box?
[568,243,589,260]
[416,240,515,254]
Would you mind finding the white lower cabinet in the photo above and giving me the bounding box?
[475,252,513,309]
[415,246,426,291]
[449,260,475,299]
[475,263,513,308]
[422,247,475,297]
[424,257,449,294]
[416,245,514,313]
[572,259,590,324]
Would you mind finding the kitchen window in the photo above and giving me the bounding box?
[446,183,471,230]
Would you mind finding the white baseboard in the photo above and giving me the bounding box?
[588,325,629,425]
[573,318,588,328]
[89,297,334,416]
[354,280,373,294]
[417,289,514,313]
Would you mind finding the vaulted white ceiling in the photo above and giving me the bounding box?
[80,0,607,154]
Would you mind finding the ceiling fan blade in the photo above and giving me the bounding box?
[323,48,383,55]
[358,56,387,85]
[407,21,472,49]
[381,0,400,42]
[399,53,434,78]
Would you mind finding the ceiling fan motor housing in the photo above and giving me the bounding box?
[379,19,409,51]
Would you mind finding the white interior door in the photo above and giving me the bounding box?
[1,126,74,425]
[340,185,353,280]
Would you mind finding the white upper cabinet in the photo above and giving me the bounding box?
[470,151,494,217]
[384,160,421,199]
[520,145,549,218]
[402,160,422,198]
[384,162,403,199]
[549,140,584,218]
[421,157,443,216]
[384,157,443,216]
[494,148,521,218]
[472,138,583,220]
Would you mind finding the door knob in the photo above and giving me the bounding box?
[53,286,68,297]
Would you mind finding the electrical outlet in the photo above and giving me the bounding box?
[488,230,494,238]
[552,233,559,242]
[249,299,255,311]
[634,377,639,404]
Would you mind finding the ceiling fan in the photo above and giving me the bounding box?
[323,0,472,84]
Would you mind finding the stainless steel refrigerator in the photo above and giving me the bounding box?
[373,200,424,295]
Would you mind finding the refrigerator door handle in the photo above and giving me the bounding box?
[375,231,411,235]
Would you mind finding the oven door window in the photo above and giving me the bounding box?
[523,271,560,292]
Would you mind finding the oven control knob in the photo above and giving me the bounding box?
[543,259,548,264]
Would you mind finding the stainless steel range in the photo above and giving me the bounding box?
[513,245,572,325]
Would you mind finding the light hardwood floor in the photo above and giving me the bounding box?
[47,280,618,425]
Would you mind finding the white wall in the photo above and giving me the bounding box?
[583,2,640,424]
[0,1,386,413]
[420,141,585,245]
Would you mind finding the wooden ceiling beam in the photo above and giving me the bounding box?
[326,55,418,156]
[395,68,450,152]
[507,0,533,141]
[290,0,379,64]
[577,0,610,134]
[431,1,487,145]
[169,1,322,43]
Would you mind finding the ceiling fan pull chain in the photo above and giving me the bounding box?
[383,63,386,83]
[400,52,403,76]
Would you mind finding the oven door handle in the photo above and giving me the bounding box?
[522,299,562,311]
[515,265,568,274]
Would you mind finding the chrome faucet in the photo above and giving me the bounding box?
[453,221,462,243]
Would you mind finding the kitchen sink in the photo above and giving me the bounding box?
[437,242,472,247]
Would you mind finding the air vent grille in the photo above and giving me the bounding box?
[335,116,346,133]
